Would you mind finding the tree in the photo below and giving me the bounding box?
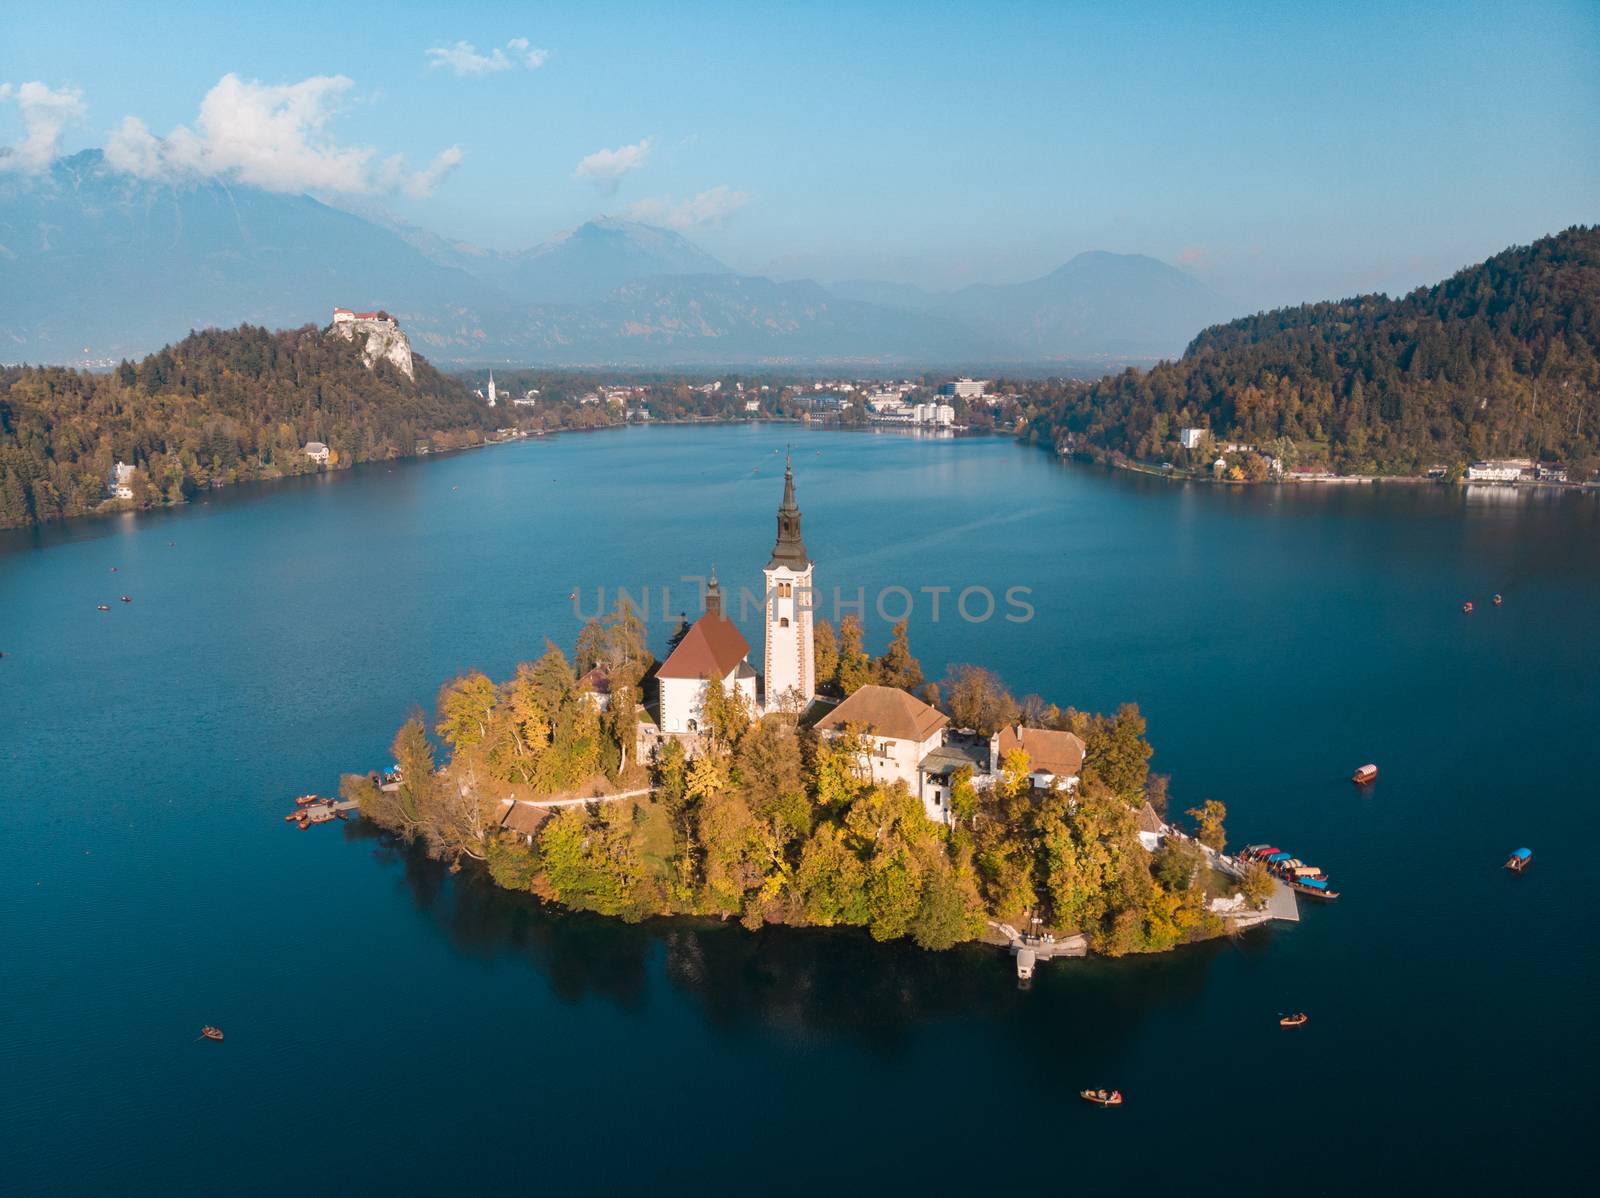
[435,670,497,752]
[911,856,983,950]
[1185,799,1228,851]
[943,664,1019,734]
[733,716,809,842]
[813,618,840,692]
[836,616,874,695]
[1153,837,1204,891]
[1239,860,1274,909]
[875,619,924,691]
[1086,703,1152,802]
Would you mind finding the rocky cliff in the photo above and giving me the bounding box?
[329,315,415,380]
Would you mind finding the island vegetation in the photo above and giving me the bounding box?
[1016,226,1600,481]
[344,604,1251,956]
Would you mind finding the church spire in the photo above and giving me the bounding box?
[768,453,809,569]
[705,565,722,618]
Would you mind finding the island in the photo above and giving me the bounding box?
[343,460,1282,956]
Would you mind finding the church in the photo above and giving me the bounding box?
[654,456,816,738]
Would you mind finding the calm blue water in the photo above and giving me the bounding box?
[3,425,1596,1193]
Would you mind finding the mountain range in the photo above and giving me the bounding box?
[1,150,1243,367]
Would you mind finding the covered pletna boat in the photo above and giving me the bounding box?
[1505,847,1533,873]
[1279,1012,1309,1028]
[1080,1089,1123,1107]
[1289,876,1339,900]
[1352,763,1378,785]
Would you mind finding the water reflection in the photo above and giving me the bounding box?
[348,820,1252,1055]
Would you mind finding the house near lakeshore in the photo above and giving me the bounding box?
[815,684,951,820]
[109,460,136,500]
[991,724,1086,793]
[303,441,330,466]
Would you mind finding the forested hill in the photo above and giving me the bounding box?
[1026,226,1600,479]
[0,324,492,528]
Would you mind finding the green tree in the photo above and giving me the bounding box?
[875,619,925,691]
[1086,703,1153,802]
[1185,799,1228,851]
[435,670,498,752]
[813,618,840,692]
[836,616,875,695]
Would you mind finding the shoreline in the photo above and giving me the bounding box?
[1059,449,1599,493]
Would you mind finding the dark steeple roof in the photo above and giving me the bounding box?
[768,453,810,570]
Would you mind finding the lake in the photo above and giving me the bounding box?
[2,424,1596,1194]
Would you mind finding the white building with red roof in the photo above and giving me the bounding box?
[656,570,759,734]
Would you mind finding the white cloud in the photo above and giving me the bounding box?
[506,38,549,69]
[574,138,652,193]
[0,81,87,172]
[379,144,465,198]
[427,38,548,76]
[625,185,750,230]
[104,73,459,197]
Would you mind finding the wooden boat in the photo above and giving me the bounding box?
[1492,593,1503,606]
[293,794,320,806]
[1352,764,1378,785]
[1505,848,1532,873]
[1080,1089,1123,1107]
[1462,601,1474,613]
[283,812,302,822]
[119,595,132,603]
[200,1026,224,1042]
[1289,878,1340,900]
[97,604,110,612]
[1279,1012,1309,1028]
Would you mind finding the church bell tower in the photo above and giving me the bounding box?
[763,454,815,712]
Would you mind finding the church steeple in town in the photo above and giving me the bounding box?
[768,452,810,569]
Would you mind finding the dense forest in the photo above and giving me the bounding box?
[0,324,494,528]
[1021,226,1600,479]
[346,605,1264,956]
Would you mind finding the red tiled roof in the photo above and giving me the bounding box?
[656,613,751,680]
[994,725,1086,779]
[815,684,948,743]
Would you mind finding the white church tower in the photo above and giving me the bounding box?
[762,454,815,712]
[486,371,498,407]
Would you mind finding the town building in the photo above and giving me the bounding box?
[303,441,330,466]
[1535,462,1568,482]
[815,685,951,820]
[763,456,816,712]
[655,571,760,735]
[331,307,396,328]
[109,460,136,500]
[1467,458,1534,482]
[939,378,989,399]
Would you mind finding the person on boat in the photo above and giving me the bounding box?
[1110,1090,1122,1102]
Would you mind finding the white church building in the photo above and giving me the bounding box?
[653,457,817,738]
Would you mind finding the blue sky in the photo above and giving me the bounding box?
[3,0,1596,306]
